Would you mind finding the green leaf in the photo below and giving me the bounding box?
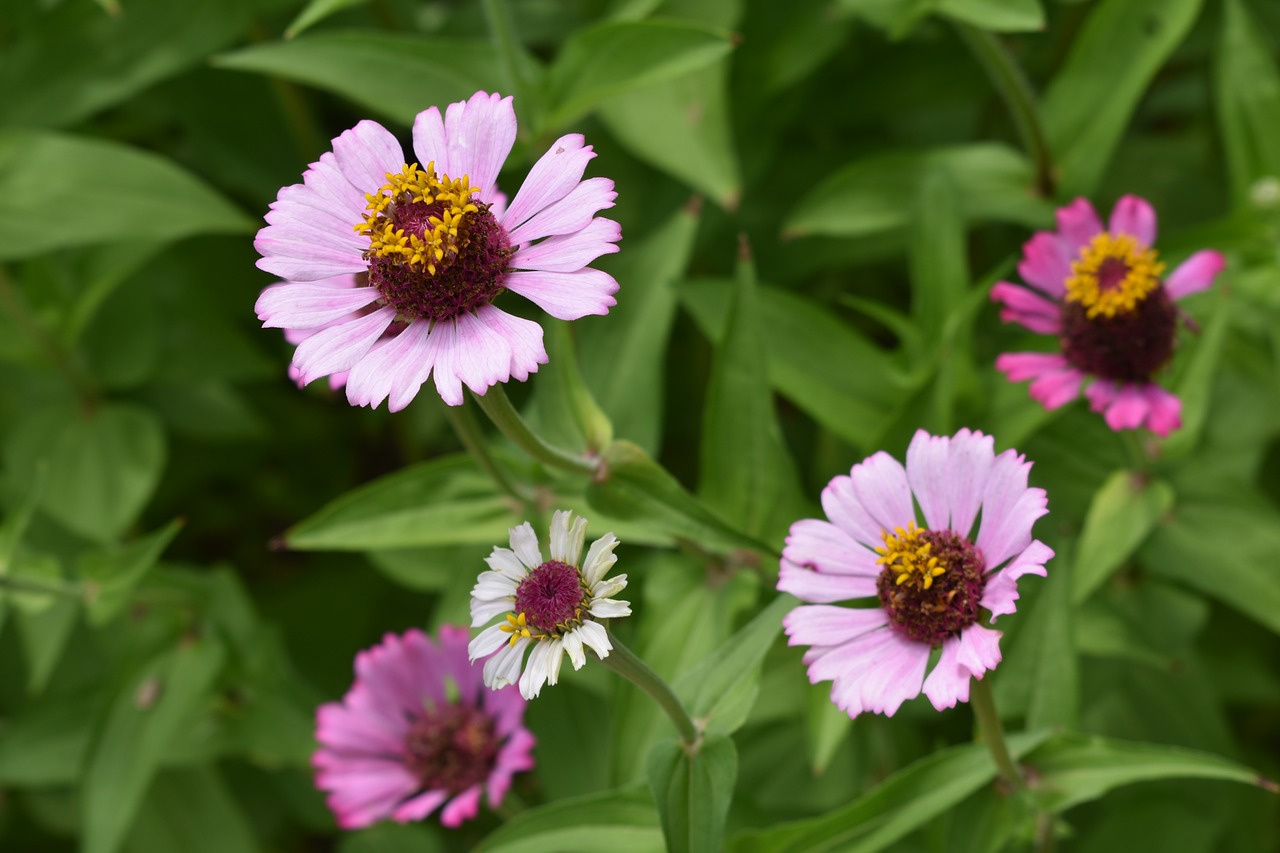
[80,519,183,626]
[784,143,1052,239]
[82,636,226,853]
[284,454,520,551]
[544,19,734,127]
[528,321,614,453]
[647,734,738,853]
[1139,491,1280,634]
[1215,0,1280,208]
[338,823,442,853]
[699,242,804,540]
[937,0,1043,31]
[286,0,369,39]
[909,165,969,339]
[0,687,104,786]
[16,598,79,694]
[125,766,261,853]
[731,731,1052,853]
[1162,287,1232,458]
[1027,733,1274,813]
[476,785,661,852]
[215,32,503,126]
[599,64,741,209]
[0,131,251,261]
[805,685,853,776]
[1025,543,1078,730]
[1072,471,1175,603]
[578,202,700,454]
[1041,0,1205,196]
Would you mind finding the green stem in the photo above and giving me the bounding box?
[480,0,536,123]
[471,385,598,476]
[599,629,700,746]
[1120,430,1150,474]
[443,399,524,502]
[0,573,84,599]
[955,23,1056,198]
[970,677,1027,792]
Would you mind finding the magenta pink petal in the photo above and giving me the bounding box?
[511,217,621,272]
[921,636,970,710]
[391,789,449,824]
[345,322,431,410]
[981,540,1053,619]
[1108,195,1157,246]
[990,282,1063,334]
[472,305,548,382]
[292,307,397,386]
[1093,382,1150,431]
[1165,250,1225,300]
[1017,232,1072,297]
[412,105,450,177]
[819,475,888,551]
[1055,197,1104,252]
[509,177,617,244]
[1029,367,1085,410]
[955,624,1002,677]
[501,134,596,231]
[783,519,881,579]
[849,450,914,535]
[975,448,1047,570]
[315,703,405,754]
[436,92,517,201]
[332,120,404,195]
[783,605,888,647]
[487,728,536,806]
[1143,385,1182,437]
[995,351,1069,382]
[438,625,482,704]
[440,785,484,828]
[778,557,875,603]
[503,269,619,320]
[824,629,929,717]
[256,283,380,330]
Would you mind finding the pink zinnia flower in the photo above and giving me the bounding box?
[992,195,1224,437]
[313,626,535,829]
[255,91,620,409]
[778,429,1054,718]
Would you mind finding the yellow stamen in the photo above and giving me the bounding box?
[499,611,532,647]
[355,161,479,276]
[1064,232,1165,319]
[875,521,947,591]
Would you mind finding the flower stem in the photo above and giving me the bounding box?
[954,23,1056,198]
[970,676,1027,792]
[599,629,700,746]
[443,399,524,502]
[1120,430,1151,474]
[470,385,598,476]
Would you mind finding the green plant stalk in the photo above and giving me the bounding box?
[955,23,1056,197]
[600,629,700,746]
[970,676,1027,792]
[481,0,537,125]
[443,399,525,502]
[1120,430,1151,474]
[471,385,598,475]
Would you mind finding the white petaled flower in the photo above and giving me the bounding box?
[468,510,629,700]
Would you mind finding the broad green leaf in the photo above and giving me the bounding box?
[4,403,167,543]
[937,0,1043,31]
[80,519,183,626]
[784,143,1052,239]
[0,131,251,261]
[833,0,931,35]
[338,822,443,853]
[1162,287,1231,458]
[1027,733,1274,813]
[731,731,1052,853]
[1041,0,1204,196]
[527,321,614,453]
[578,202,700,454]
[1215,0,1280,208]
[682,279,910,450]
[1075,580,1208,669]
[0,687,104,785]
[477,785,661,853]
[286,0,369,39]
[599,64,741,209]
[647,734,738,853]
[805,685,853,775]
[0,461,46,573]
[909,165,969,339]
[1139,492,1280,634]
[215,33,502,126]
[285,454,520,550]
[544,19,734,127]
[16,598,78,694]
[1026,544,1078,730]
[1072,471,1175,603]
[698,243,805,540]
[82,636,226,853]
[125,766,261,853]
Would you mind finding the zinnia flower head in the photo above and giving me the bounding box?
[255,91,620,409]
[992,195,1224,437]
[313,626,535,829]
[468,510,629,700]
[778,429,1054,718]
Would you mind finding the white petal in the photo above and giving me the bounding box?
[485,547,528,581]
[468,623,509,659]
[588,598,631,619]
[590,574,627,600]
[483,637,529,690]
[548,509,573,562]
[509,522,544,569]
[518,639,558,699]
[575,620,612,660]
[581,533,619,586]
[561,631,586,669]
[472,572,519,599]
[470,597,514,627]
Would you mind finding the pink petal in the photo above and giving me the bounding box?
[426,320,465,406]
[906,429,995,538]
[332,120,405,195]
[995,351,1070,382]
[1165,250,1225,301]
[955,624,1003,678]
[975,448,1048,570]
[819,475,887,550]
[1029,367,1085,410]
[904,430,951,532]
[825,629,930,718]
[783,604,888,647]
[487,728,536,806]
[782,519,881,580]
[412,105,450,178]
[274,183,364,234]
[778,557,875,603]
[503,269,618,320]
[921,636,971,710]
[849,451,915,535]
[473,304,548,382]
[1054,198,1104,253]
[453,310,522,397]
[256,283,380,329]
[437,625,483,704]
[981,540,1052,619]
[1088,381,1149,431]
[315,703,405,755]
[1142,384,1182,437]
[1017,232,1071,297]
[292,307,396,386]
[510,217,621,273]
[436,91,517,201]
[990,282,1063,334]
[322,763,420,829]
[1108,195,1157,246]
[296,151,367,215]
[508,177,617,244]
[253,234,366,281]
[345,321,432,411]
[263,206,366,256]
[391,789,448,824]
[501,134,597,231]
[440,785,484,828]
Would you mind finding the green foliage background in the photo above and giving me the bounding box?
[0,0,1278,850]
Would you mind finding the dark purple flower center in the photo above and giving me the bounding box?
[876,528,986,646]
[403,702,499,795]
[513,560,586,635]
[1059,286,1178,383]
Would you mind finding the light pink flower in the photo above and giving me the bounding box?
[778,429,1053,718]
[992,195,1224,437]
[313,626,535,829]
[255,91,620,409]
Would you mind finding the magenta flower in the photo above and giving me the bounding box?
[992,195,1224,437]
[313,626,535,829]
[255,91,620,408]
[778,429,1053,718]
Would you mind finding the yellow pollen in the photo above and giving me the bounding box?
[499,611,533,647]
[874,521,947,591]
[355,162,479,276]
[1064,232,1165,319]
